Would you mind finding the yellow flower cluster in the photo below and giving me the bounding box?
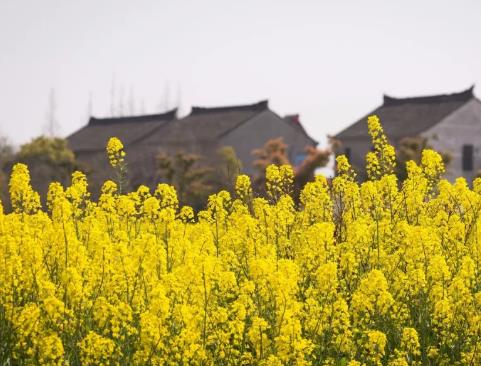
[366,115,396,180]
[106,136,125,168]
[265,164,294,202]
[9,163,40,214]
[2,119,481,365]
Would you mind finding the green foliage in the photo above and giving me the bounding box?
[0,136,14,203]
[14,136,81,198]
[17,136,77,169]
[156,151,213,209]
[215,146,243,192]
[396,136,451,181]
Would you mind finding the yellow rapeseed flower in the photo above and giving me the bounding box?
[2,115,481,365]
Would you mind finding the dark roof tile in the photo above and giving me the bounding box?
[68,109,176,152]
[335,86,475,140]
[190,100,268,115]
[153,100,270,143]
[88,109,177,125]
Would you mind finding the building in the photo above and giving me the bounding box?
[67,100,317,193]
[334,86,481,181]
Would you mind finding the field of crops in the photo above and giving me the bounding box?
[1,116,481,365]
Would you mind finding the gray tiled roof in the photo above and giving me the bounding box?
[335,86,475,140]
[67,100,316,156]
[67,109,177,152]
[182,100,269,140]
[139,100,270,146]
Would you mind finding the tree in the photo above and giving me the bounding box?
[157,81,171,113]
[0,136,14,204]
[128,85,136,115]
[156,151,213,209]
[86,91,93,120]
[295,145,331,188]
[110,74,116,116]
[214,146,243,192]
[45,88,60,137]
[396,136,451,181]
[252,137,330,198]
[13,136,82,200]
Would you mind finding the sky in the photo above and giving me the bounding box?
[1,0,481,149]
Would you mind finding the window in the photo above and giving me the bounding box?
[293,153,307,166]
[462,144,474,171]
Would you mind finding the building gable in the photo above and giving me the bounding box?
[421,98,481,181]
[219,109,317,174]
[335,86,474,141]
[333,86,478,181]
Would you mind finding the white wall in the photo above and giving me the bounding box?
[422,99,481,182]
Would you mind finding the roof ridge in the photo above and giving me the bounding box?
[88,108,177,125]
[383,85,474,106]
[190,100,268,115]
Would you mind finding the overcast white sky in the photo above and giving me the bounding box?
[1,0,480,148]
